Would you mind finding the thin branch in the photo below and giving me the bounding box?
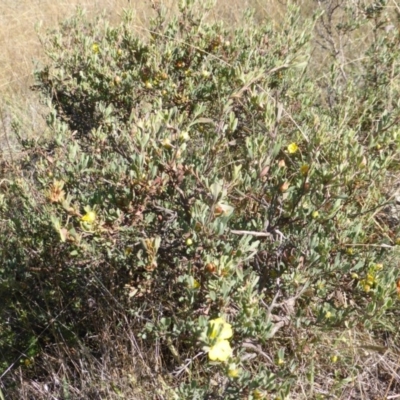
[230,229,272,237]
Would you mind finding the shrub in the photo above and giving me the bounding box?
[1,0,400,398]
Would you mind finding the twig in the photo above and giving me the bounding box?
[172,351,204,377]
[230,229,272,237]
[241,341,273,362]
[342,243,393,249]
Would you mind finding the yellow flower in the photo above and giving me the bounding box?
[366,273,375,286]
[23,358,33,367]
[312,211,319,219]
[300,164,309,175]
[227,368,239,378]
[208,339,232,362]
[203,317,234,362]
[208,317,233,340]
[253,389,265,399]
[161,138,173,149]
[179,131,190,141]
[92,43,99,54]
[227,364,240,378]
[81,210,96,223]
[276,357,285,365]
[287,142,299,154]
[190,278,200,289]
[360,278,372,293]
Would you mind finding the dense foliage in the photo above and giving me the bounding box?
[1,0,400,398]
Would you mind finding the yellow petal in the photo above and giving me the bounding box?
[287,142,299,154]
[208,318,233,340]
[227,364,240,378]
[162,138,173,149]
[300,164,309,175]
[81,211,96,223]
[191,279,200,289]
[208,340,232,362]
[325,311,332,319]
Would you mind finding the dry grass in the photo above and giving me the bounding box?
[0,0,144,158]
[0,0,280,158]
[0,0,142,94]
[0,0,291,95]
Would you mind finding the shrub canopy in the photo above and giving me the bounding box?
[2,1,400,398]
